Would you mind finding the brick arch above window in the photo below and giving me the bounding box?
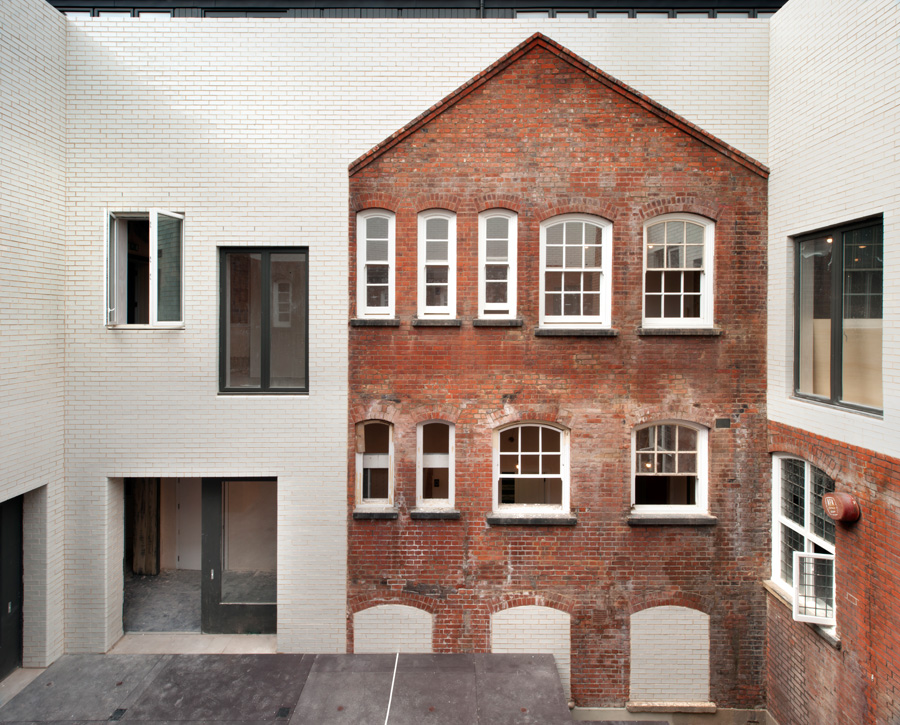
[410,194,462,214]
[483,405,575,431]
[351,400,401,426]
[768,424,842,481]
[625,591,713,617]
[409,405,462,426]
[350,195,401,214]
[488,592,577,616]
[349,592,440,617]
[534,198,618,224]
[636,197,721,223]
[629,407,716,431]
[473,195,523,215]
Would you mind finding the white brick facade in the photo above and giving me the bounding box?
[768,0,900,456]
[491,605,571,695]
[354,604,433,653]
[629,606,710,703]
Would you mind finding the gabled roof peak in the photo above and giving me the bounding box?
[349,32,768,178]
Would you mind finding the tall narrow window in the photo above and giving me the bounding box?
[220,248,308,393]
[772,456,836,626]
[107,210,183,326]
[418,210,457,318]
[416,422,455,509]
[478,210,517,319]
[357,210,395,318]
[796,216,883,411]
[540,214,612,328]
[356,421,393,505]
[643,215,714,327]
[493,423,569,513]
[633,422,707,513]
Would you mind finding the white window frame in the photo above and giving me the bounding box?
[492,423,570,515]
[631,421,708,515]
[355,421,394,508]
[416,421,455,510]
[417,209,457,319]
[356,209,395,319]
[642,213,715,328]
[539,214,612,329]
[771,454,837,627]
[478,209,518,319]
[106,209,184,327]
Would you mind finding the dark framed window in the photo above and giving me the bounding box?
[219,248,308,393]
[794,216,882,412]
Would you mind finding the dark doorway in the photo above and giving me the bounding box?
[0,495,24,681]
[201,479,276,634]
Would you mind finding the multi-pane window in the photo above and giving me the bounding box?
[220,248,308,393]
[356,421,393,505]
[416,422,454,509]
[643,215,714,326]
[633,423,707,511]
[478,210,517,318]
[772,456,836,626]
[357,210,395,318]
[795,217,883,411]
[418,210,457,318]
[540,214,612,327]
[107,210,183,326]
[493,423,569,512]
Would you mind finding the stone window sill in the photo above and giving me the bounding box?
[486,513,577,526]
[762,580,842,650]
[473,318,524,328]
[350,318,400,327]
[352,507,398,520]
[637,327,722,336]
[534,328,618,337]
[627,701,717,714]
[410,508,461,520]
[627,513,718,526]
[412,318,462,327]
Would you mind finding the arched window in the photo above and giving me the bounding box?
[493,423,569,513]
[633,422,708,512]
[539,214,612,328]
[643,214,714,327]
[478,209,517,319]
[355,421,393,506]
[416,421,455,510]
[418,210,457,319]
[356,210,395,318]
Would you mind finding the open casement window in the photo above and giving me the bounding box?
[356,421,393,506]
[416,422,455,509]
[220,248,308,393]
[478,210,517,319]
[795,216,883,412]
[643,215,714,327]
[632,422,708,513]
[539,214,612,328]
[493,423,569,514]
[107,210,184,326]
[418,210,457,319]
[772,456,836,627]
[356,210,395,318]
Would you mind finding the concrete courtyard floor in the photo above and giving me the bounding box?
[0,649,575,724]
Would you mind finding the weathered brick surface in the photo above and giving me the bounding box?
[767,421,900,725]
[348,38,768,707]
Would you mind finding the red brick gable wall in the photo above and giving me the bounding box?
[348,45,768,708]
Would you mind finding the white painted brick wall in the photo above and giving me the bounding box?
[768,0,900,456]
[354,604,433,653]
[630,606,710,702]
[491,605,571,695]
[1,0,68,666]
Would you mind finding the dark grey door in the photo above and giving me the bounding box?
[0,496,23,680]
[201,479,276,634]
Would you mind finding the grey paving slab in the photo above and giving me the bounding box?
[0,655,164,722]
[473,654,572,725]
[388,663,479,724]
[307,654,396,673]
[122,654,311,722]
[289,671,393,725]
[124,571,201,633]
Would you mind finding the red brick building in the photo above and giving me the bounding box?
[347,34,769,709]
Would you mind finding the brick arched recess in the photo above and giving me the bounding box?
[353,602,435,654]
[630,605,711,703]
